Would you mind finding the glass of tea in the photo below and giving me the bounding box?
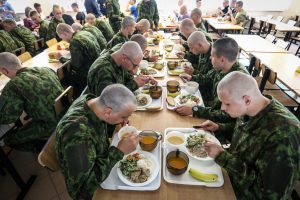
[139,130,162,151]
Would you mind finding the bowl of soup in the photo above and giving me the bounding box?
[166,131,186,147]
[166,150,189,175]
[118,125,138,140]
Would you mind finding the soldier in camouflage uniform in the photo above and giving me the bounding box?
[107,16,135,49]
[87,41,155,96]
[47,5,65,41]
[229,1,248,27]
[86,13,114,42]
[137,0,159,30]
[56,23,101,96]
[56,84,139,199]
[0,53,63,152]
[201,71,300,199]
[30,10,49,40]
[106,0,124,33]
[175,38,248,129]
[0,30,18,53]
[134,19,150,35]
[190,8,207,32]
[2,19,37,56]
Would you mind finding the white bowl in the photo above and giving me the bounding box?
[181,61,192,68]
[166,131,186,148]
[139,60,149,70]
[185,81,199,94]
[118,125,138,140]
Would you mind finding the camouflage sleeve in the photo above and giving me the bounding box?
[89,66,115,96]
[153,1,159,28]
[216,134,298,199]
[70,40,85,72]
[235,13,247,25]
[60,125,124,199]
[192,106,233,122]
[191,70,213,88]
[46,22,56,41]
[0,81,24,124]
[124,72,139,92]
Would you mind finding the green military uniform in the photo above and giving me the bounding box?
[56,94,124,199]
[38,20,49,40]
[0,67,63,152]
[137,0,159,29]
[94,18,115,42]
[47,17,65,41]
[106,31,128,49]
[196,21,207,32]
[0,30,18,53]
[194,46,213,75]
[87,52,139,96]
[82,24,107,50]
[215,96,300,199]
[106,0,124,33]
[192,62,248,122]
[9,26,37,56]
[235,10,248,27]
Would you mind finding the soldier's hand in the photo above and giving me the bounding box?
[179,73,192,82]
[174,105,193,116]
[117,133,139,154]
[184,65,194,75]
[149,55,159,62]
[134,75,149,87]
[176,51,185,59]
[204,140,224,159]
[199,120,219,132]
[148,76,157,85]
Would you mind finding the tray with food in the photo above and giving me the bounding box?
[101,127,162,191]
[166,61,185,76]
[162,128,224,187]
[137,67,165,78]
[135,85,164,111]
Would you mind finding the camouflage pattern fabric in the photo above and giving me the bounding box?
[137,0,159,29]
[9,26,37,56]
[106,31,128,49]
[0,30,18,53]
[0,67,63,152]
[235,10,248,27]
[56,94,124,199]
[196,21,207,32]
[87,52,138,96]
[82,24,107,50]
[106,0,124,33]
[94,18,115,42]
[38,20,49,40]
[46,17,65,41]
[216,96,300,199]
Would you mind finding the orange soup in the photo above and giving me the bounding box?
[168,136,184,145]
[140,136,156,145]
[168,157,187,169]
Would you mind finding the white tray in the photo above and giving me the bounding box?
[101,131,162,191]
[166,86,204,110]
[162,128,224,187]
[135,87,164,111]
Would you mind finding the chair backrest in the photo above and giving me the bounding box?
[54,86,74,118]
[18,52,32,63]
[38,132,59,171]
[57,60,71,87]
[12,47,25,56]
[46,38,58,47]
[265,34,276,43]
[248,55,261,76]
[275,16,284,22]
[275,39,289,49]
[259,64,277,92]
[34,38,45,51]
[287,20,297,26]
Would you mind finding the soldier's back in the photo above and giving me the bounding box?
[95,19,114,42]
[10,26,36,56]
[82,24,107,50]
[0,30,18,53]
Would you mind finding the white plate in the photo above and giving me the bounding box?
[117,150,159,187]
[136,94,152,109]
[138,68,160,76]
[175,94,202,107]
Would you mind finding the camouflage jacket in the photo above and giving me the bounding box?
[0,30,18,53]
[192,62,248,122]
[235,10,248,27]
[39,20,49,40]
[69,31,101,84]
[106,0,123,33]
[9,26,36,56]
[95,19,115,42]
[87,52,139,96]
[216,96,300,199]
[56,94,124,199]
[196,21,207,32]
[82,24,107,50]
[106,31,128,49]
[47,17,65,41]
[194,46,213,75]
[0,67,63,125]
[137,0,159,29]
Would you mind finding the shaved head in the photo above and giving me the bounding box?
[190,8,202,17]
[0,52,22,70]
[121,16,136,29]
[180,18,196,30]
[130,34,147,51]
[187,31,207,45]
[56,23,73,34]
[137,19,150,30]
[72,23,83,32]
[119,41,143,61]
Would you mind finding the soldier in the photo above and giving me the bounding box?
[190,8,207,32]
[72,22,107,51]
[0,30,18,53]
[201,71,300,199]
[0,52,63,152]
[134,19,150,35]
[29,10,49,40]
[181,31,213,76]
[87,41,156,96]
[229,1,248,27]
[107,16,135,49]
[47,5,65,41]
[175,38,248,125]
[2,19,36,56]
[137,0,159,30]
[56,23,101,97]
[56,84,139,200]
[85,13,114,42]
[106,0,124,33]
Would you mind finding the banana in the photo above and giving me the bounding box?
[166,96,175,107]
[167,92,180,97]
[296,66,300,73]
[189,168,218,182]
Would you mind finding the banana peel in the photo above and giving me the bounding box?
[189,168,218,182]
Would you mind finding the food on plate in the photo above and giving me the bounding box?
[179,95,200,105]
[136,95,149,106]
[119,153,152,183]
[186,134,207,158]
[153,62,164,70]
[166,96,175,106]
[48,52,57,59]
[140,68,157,75]
[189,168,218,182]
[168,136,184,145]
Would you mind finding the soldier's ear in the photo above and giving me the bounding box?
[242,95,251,106]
